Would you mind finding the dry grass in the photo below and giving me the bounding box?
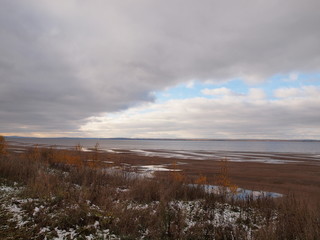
[1,137,320,239]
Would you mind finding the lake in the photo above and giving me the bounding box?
[6,137,320,163]
[6,137,320,153]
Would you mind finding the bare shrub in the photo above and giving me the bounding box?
[0,154,38,184]
[215,159,238,195]
[1,142,320,239]
[0,135,7,157]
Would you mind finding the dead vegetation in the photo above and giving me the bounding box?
[0,137,319,239]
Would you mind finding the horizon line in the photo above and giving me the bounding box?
[4,136,320,142]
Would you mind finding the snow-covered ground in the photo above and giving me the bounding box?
[0,182,120,240]
[0,180,278,239]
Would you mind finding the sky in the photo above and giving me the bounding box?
[1,0,320,139]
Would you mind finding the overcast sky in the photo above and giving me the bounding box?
[1,0,320,139]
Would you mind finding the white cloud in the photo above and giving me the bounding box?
[80,86,320,139]
[248,88,266,100]
[201,87,265,101]
[186,81,195,89]
[202,87,236,96]
[289,73,299,81]
[274,86,320,99]
[274,88,301,98]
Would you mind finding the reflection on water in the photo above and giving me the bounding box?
[7,137,320,163]
[189,184,283,199]
[6,137,320,153]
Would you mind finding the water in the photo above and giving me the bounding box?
[189,184,283,199]
[7,137,320,154]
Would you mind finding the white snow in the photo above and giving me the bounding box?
[103,161,114,164]
[94,221,99,228]
[0,185,16,192]
[81,148,92,152]
[227,158,300,164]
[53,227,77,240]
[138,164,181,172]
[0,183,120,240]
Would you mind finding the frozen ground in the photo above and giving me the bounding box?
[0,182,120,240]
[0,179,278,239]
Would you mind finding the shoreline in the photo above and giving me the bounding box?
[6,141,320,203]
[102,151,320,202]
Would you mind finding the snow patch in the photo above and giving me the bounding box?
[138,164,181,172]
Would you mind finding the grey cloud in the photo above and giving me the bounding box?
[81,95,320,139]
[1,0,320,134]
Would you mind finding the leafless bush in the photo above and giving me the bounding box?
[1,142,320,239]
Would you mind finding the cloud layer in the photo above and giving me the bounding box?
[1,0,320,137]
[81,86,320,139]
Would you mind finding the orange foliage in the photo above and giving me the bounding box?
[28,145,41,162]
[171,171,185,182]
[22,143,105,169]
[215,159,238,194]
[53,150,82,166]
[170,162,185,182]
[87,161,100,169]
[195,174,207,185]
[228,184,238,194]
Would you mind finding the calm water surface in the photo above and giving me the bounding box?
[7,138,320,154]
